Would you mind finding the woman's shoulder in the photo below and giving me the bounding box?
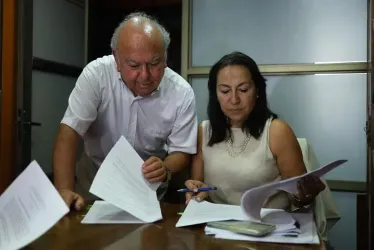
[268,118,298,150]
[269,118,293,135]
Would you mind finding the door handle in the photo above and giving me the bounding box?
[16,108,42,143]
[23,121,42,126]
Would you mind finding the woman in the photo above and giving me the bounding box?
[185,51,325,210]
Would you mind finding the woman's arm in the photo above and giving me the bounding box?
[190,124,204,181]
[269,119,325,207]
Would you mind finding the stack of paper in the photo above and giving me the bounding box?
[204,212,319,244]
[176,200,306,238]
[0,161,69,250]
[81,136,163,224]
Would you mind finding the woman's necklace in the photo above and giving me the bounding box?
[226,133,251,157]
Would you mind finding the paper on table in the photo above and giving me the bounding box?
[241,159,347,222]
[205,213,319,245]
[0,161,69,250]
[176,200,295,228]
[176,200,246,227]
[88,136,162,223]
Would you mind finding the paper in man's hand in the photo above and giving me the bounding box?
[87,136,162,223]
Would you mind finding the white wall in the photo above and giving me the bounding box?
[190,1,367,249]
[31,0,84,174]
[192,0,366,66]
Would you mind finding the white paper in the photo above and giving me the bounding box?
[0,161,69,250]
[176,200,246,227]
[176,200,295,229]
[241,159,347,222]
[205,213,319,245]
[81,201,146,224]
[88,136,162,223]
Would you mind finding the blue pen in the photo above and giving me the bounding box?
[177,187,217,192]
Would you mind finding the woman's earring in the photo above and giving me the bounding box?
[225,116,229,124]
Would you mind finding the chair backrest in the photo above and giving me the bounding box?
[297,138,314,171]
[296,137,341,240]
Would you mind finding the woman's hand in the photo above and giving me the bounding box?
[184,180,209,204]
[292,175,326,207]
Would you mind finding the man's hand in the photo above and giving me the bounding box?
[142,156,166,183]
[58,189,85,211]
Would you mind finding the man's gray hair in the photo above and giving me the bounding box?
[110,12,171,52]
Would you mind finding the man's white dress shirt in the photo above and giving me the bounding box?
[61,55,197,168]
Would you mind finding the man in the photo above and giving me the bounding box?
[53,12,197,211]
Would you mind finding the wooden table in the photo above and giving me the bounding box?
[25,203,325,250]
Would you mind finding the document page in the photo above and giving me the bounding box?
[176,200,294,228]
[89,136,162,223]
[176,200,247,227]
[0,161,69,250]
[241,159,347,222]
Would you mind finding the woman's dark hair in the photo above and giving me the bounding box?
[207,51,277,146]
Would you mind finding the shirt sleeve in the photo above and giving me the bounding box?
[167,88,198,154]
[61,61,102,136]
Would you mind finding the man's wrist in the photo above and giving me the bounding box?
[162,162,172,182]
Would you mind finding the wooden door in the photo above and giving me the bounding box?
[0,0,18,194]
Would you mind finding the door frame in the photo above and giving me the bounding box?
[0,0,18,194]
[369,0,374,248]
[17,0,34,175]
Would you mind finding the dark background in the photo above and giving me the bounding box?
[88,0,182,74]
